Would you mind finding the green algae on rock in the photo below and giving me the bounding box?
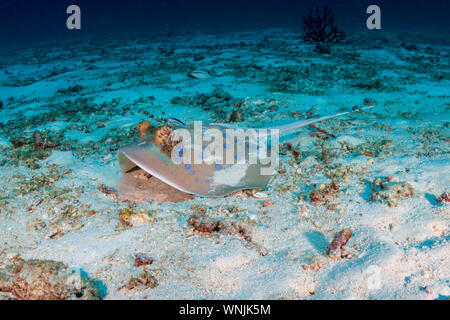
[0,257,100,300]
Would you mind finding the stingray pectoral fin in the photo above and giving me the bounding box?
[117,142,202,196]
[118,140,274,198]
[118,149,139,172]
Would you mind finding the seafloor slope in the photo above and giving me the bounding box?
[0,29,448,299]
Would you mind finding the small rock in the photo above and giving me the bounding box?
[292,149,301,159]
[370,177,414,207]
[212,87,232,101]
[334,135,365,148]
[262,200,274,207]
[302,259,324,272]
[364,98,377,106]
[218,220,252,242]
[327,229,353,257]
[310,181,340,203]
[0,257,99,300]
[227,109,242,122]
[424,286,433,295]
[252,191,268,199]
[98,184,118,200]
[188,215,220,233]
[98,184,113,194]
[403,43,418,51]
[438,192,449,204]
[315,42,331,54]
[0,292,15,300]
[126,270,158,289]
[57,84,83,94]
[134,253,153,267]
[10,139,28,148]
[193,54,205,61]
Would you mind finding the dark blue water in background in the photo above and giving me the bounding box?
[0,0,449,46]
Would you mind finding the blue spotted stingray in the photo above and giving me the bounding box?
[118,106,373,197]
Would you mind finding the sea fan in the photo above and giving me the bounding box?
[302,6,346,43]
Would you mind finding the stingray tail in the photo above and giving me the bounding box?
[262,105,375,137]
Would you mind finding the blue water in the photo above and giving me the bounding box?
[1,0,449,46]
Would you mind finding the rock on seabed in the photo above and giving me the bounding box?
[0,257,100,300]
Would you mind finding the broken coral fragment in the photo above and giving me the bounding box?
[309,181,340,203]
[188,215,220,233]
[119,208,153,226]
[370,177,414,207]
[125,270,158,290]
[438,192,449,204]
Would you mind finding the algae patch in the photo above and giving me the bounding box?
[0,257,100,300]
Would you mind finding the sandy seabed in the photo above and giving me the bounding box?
[0,29,448,299]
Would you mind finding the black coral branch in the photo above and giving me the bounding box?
[302,6,346,43]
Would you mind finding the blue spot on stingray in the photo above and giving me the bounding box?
[184,164,191,170]
[194,178,199,183]
[215,164,222,170]
[205,179,211,184]
[189,170,195,175]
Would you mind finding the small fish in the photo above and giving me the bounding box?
[188,70,210,79]
[168,117,186,127]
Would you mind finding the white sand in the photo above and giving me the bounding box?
[0,29,448,300]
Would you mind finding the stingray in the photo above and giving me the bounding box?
[118,106,374,198]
